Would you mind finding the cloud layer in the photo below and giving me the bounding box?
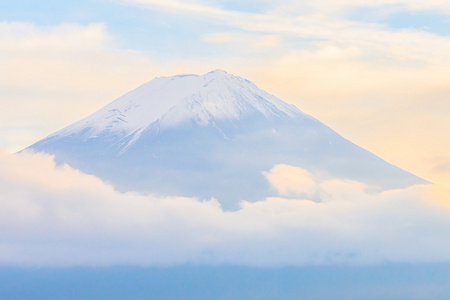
[1,151,449,267]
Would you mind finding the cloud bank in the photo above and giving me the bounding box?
[0,151,449,267]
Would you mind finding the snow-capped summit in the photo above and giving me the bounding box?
[54,70,302,141]
[27,70,426,209]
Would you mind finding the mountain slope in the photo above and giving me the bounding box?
[27,70,426,209]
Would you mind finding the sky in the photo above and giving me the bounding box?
[1,0,450,191]
[1,0,450,267]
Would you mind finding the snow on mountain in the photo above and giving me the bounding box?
[53,70,302,141]
[27,70,427,209]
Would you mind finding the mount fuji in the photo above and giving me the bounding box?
[27,70,425,209]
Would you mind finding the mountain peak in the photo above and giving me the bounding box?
[51,70,303,139]
[206,69,228,76]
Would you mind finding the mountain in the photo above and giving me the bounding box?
[27,70,426,209]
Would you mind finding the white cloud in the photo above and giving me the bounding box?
[263,164,318,198]
[121,0,242,19]
[120,0,450,56]
[304,0,450,14]
[121,0,450,17]
[1,151,450,267]
[118,0,450,73]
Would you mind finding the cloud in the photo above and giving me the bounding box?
[121,0,450,18]
[121,0,243,20]
[120,0,450,58]
[305,0,450,14]
[263,164,318,198]
[1,151,450,267]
